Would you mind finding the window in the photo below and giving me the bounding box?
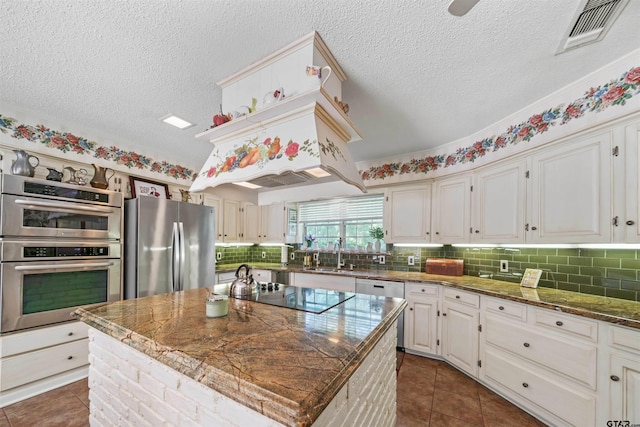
[299,194,384,250]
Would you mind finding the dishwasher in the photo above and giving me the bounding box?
[355,278,405,349]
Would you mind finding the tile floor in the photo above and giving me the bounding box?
[0,353,546,426]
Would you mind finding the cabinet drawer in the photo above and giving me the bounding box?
[252,269,274,282]
[0,338,89,391]
[406,283,439,297]
[485,315,597,389]
[0,322,89,358]
[485,346,595,427]
[484,297,526,322]
[610,325,640,353]
[533,308,598,342]
[443,288,479,308]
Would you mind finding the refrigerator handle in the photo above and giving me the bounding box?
[178,222,186,291]
[172,222,180,292]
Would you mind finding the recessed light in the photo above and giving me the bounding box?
[160,114,194,129]
[233,181,262,189]
[305,167,331,178]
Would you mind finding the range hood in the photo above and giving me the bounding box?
[190,32,366,194]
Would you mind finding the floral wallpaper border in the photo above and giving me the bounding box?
[361,66,640,181]
[0,115,196,181]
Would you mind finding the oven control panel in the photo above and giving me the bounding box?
[23,246,110,257]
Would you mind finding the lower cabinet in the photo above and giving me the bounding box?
[0,322,89,406]
[441,288,480,377]
[608,325,640,424]
[404,283,440,356]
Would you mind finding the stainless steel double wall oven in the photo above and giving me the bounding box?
[0,174,123,333]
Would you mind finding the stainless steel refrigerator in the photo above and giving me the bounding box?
[124,197,215,299]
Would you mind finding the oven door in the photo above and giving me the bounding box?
[0,194,121,240]
[0,258,121,333]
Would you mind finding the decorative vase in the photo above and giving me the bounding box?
[366,242,373,253]
[375,240,381,253]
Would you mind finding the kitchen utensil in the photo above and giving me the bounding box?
[90,164,115,189]
[229,264,256,297]
[64,167,88,185]
[45,167,63,181]
[11,150,39,177]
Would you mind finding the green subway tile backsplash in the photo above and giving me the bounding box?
[219,244,640,302]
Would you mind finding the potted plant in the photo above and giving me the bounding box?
[368,226,384,252]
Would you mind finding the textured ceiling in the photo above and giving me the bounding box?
[1,0,639,172]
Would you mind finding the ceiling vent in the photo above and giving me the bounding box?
[557,0,629,54]
[248,171,313,188]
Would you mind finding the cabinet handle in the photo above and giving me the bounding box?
[426,232,430,235]
[555,321,563,326]
[525,223,529,231]
[531,226,537,231]
[67,356,73,360]
[522,382,529,388]
[613,216,619,227]
[523,342,530,348]
[475,230,480,233]
[610,375,620,382]
[68,332,74,336]
[442,312,447,317]
[498,306,504,310]
[421,289,425,292]
[409,308,413,311]
[435,232,439,235]
[455,295,460,299]
[627,220,635,226]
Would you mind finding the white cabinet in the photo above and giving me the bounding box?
[383,184,431,243]
[404,283,439,356]
[0,322,89,406]
[432,176,472,243]
[202,194,223,242]
[441,288,479,376]
[240,202,296,244]
[608,325,640,424]
[481,298,599,427]
[472,159,526,243]
[243,202,261,242]
[290,272,355,292]
[222,199,242,242]
[527,134,612,243]
[619,122,640,242]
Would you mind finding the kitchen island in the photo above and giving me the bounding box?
[73,287,406,427]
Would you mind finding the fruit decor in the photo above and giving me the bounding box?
[204,136,318,178]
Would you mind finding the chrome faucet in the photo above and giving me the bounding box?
[336,237,343,269]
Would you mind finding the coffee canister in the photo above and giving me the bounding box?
[206,295,229,318]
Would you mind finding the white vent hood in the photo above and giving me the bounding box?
[190,32,366,194]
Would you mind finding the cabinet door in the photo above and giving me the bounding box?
[621,123,640,242]
[472,160,526,243]
[432,176,471,243]
[528,135,612,243]
[261,203,286,243]
[202,195,223,241]
[405,297,439,355]
[442,300,479,377]
[609,353,640,424]
[243,202,261,242]
[222,200,242,242]
[384,184,431,243]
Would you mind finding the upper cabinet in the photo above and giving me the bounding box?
[242,202,297,244]
[527,133,612,243]
[618,122,640,242]
[384,184,432,243]
[432,175,472,244]
[472,159,527,244]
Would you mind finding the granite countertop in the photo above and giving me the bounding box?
[74,288,405,427]
[288,268,640,330]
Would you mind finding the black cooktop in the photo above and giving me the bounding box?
[231,284,355,314]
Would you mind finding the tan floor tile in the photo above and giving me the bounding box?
[481,398,547,427]
[0,411,10,427]
[430,410,483,427]
[432,389,483,425]
[435,363,479,398]
[3,387,89,427]
[59,379,90,407]
[396,397,431,427]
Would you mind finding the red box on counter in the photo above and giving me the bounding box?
[425,258,464,276]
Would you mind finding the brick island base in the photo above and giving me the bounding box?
[86,322,397,427]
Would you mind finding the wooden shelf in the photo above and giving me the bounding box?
[195,88,362,145]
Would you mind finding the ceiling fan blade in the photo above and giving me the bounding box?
[448,0,480,16]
